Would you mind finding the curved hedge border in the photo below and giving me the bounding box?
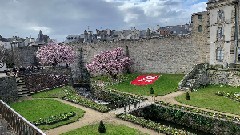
[156,101,240,123]
[32,112,75,126]
[134,103,240,135]
[117,113,195,135]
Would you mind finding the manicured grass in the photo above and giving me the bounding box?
[107,73,184,96]
[10,99,85,130]
[61,123,147,135]
[175,85,240,115]
[32,87,67,98]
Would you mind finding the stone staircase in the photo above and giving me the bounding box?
[16,75,30,97]
[179,63,209,91]
[0,115,16,135]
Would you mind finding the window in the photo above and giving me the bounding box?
[198,15,202,20]
[218,10,224,22]
[217,27,224,39]
[216,47,224,62]
[198,25,202,32]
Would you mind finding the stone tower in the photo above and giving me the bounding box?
[207,0,240,66]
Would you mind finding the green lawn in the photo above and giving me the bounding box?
[106,73,184,96]
[10,99,85,130]
[32,87,67,98]
[61,123,147,135]
[175,85,240,115]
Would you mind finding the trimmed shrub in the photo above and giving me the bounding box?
[98,120,106,133]
[186,92,190,100]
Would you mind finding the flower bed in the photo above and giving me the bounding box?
[117,113,195,135]
[32,112,75,126]
[92,85,146,109]
[131,103,240,135]
[62,88,110,113]
[215,91,240,102]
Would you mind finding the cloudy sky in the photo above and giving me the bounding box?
[0,0,207,42]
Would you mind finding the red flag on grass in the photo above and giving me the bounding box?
[131,75,159,85]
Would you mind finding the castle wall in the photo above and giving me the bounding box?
[71,37,203,74]
[0,76,18,103]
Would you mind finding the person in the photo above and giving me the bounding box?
[13,67,18,77]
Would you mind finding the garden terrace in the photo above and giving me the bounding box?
[0,100,45,135]
[10,99,85,130]
[93,73,184,96]
[175,85,240,115]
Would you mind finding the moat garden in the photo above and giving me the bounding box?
[6,73,240,135]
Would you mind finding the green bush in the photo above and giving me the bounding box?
[186,92,190,100]
[98,120,106,133]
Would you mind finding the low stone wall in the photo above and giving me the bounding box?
[179,63,240,90]
[208,69,240,87]
[0,76,18,103]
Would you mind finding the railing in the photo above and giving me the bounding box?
[0,100,46,135]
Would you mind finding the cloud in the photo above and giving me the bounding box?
[0,0,207,41]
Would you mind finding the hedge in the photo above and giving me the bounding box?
[131,103,240,135]
[117,113,196,135]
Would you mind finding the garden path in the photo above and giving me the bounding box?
[45,98,161,135]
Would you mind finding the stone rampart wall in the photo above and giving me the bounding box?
[0,76,18,103]
[208,69,240,87]
[72,36,202,74]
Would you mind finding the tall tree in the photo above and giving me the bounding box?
[86,47,131,79]
[36,42,76,66]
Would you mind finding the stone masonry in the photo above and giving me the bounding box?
[71,36,203,74]
[0,76,18,103]
[192,11,210,63]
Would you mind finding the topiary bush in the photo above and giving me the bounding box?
[98,120,106,133]
[186,92,190,100]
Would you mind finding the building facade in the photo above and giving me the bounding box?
[191,11,210,63]
[207,0,239,66]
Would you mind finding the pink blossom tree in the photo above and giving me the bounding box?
[86,47,131,79]
[36,42,76,66]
